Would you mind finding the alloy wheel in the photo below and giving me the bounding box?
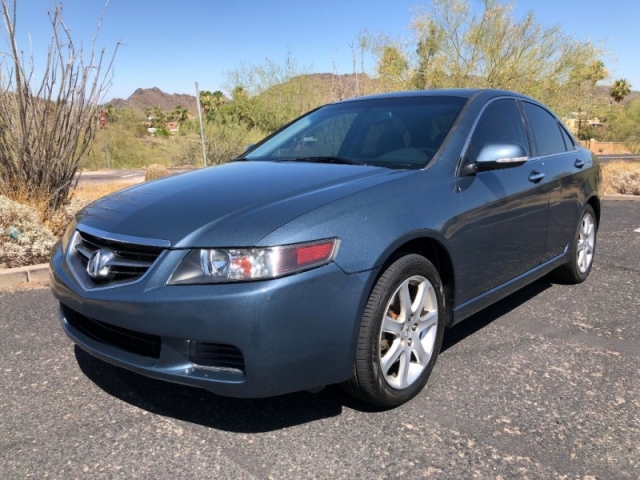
[378,275,439,389]
[577,212,595,274]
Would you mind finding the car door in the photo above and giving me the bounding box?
[521,101,585,261]
[455,98,549,304]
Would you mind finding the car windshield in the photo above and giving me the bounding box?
[243,96,468,169]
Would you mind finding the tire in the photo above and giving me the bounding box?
[552,204,597,284]
[344,254,445,407]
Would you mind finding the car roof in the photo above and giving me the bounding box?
[337,88,536,104]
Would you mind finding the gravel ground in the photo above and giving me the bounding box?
[0,200,638,479]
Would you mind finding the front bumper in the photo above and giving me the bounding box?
[50,241,376,398]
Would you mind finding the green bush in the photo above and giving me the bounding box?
[134,122,149,138]
[80,105,268,170]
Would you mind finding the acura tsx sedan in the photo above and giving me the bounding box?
[50,89,601,407]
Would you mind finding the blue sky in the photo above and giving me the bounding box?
[7,0,640,101]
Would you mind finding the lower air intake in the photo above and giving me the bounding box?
[189,342,245,373]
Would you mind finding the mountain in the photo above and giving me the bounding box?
[107,74,373,117]
[260,72,376,104]
[109,87,198,116]
[107,80,639,119]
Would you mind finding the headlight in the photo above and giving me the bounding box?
[167,238,339,285]
[60,218,77,254]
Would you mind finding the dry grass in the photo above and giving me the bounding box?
[45,181,140,237]
[601,160,640,195]
[73,181,140,203]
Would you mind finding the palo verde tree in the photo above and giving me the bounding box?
[567,59,608,139]
[223,51,318,133]
[365,0,607,115]
[377,45,410,90]
[0,0,118,214]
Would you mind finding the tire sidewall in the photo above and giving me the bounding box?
[366,255,445,406]
[572,205,597,282]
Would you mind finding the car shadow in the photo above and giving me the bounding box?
[75,278,553,433]
[75,347,385,433]
[441,278,553,352]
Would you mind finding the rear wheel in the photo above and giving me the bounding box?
[344,254,445,407]
[552,204,597,284]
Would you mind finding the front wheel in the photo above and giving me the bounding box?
[343,254,445,407]
[552,204,597,284]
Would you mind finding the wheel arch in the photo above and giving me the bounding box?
[587,195,601,227]
[372,233,456,328]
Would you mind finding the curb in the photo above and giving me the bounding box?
[0,263,49,289]
[0,195,638,291]
[603,193,640,202]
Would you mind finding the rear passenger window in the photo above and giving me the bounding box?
[559,126,576,151]
[523,102,567,156]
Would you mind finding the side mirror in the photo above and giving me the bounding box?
[245,143,256,152]
[475,143,528,171]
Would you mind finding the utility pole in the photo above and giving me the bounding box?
[99,108,110,169]
[104,128,110,169]
[195,82,208,167]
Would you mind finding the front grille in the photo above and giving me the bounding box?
[189,342,245,373]
[62,305,161,358]
[68,226,166,289]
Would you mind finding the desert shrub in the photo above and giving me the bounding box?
[83,115,205,169]
[601,160,640,195]
[169,139,203,167]
[204,119,267,164]
[605,170,640,195]
[47,197,92,237]
[626,142,640,154]
[84,125,160,169]
[0,1,118,215]
[134,122,150,138]
[145,164,170,181]
[0,196,56,269]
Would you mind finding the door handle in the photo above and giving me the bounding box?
[528,171,545,183]
[574,159,585,169]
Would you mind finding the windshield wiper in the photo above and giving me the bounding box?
[277,156,368,166]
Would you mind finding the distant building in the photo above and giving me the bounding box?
[165,122,179,135]
[147,122,180,136]
[564,113,604,137]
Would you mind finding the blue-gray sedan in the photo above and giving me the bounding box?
[50,89,601,407]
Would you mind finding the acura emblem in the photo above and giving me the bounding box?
[87,248,115,279]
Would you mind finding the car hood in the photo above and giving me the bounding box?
[77,161,412,248]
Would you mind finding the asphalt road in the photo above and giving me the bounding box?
[1,200,639,479]
[76,169,192,185]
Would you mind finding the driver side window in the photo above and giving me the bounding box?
[466,99,530,162]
